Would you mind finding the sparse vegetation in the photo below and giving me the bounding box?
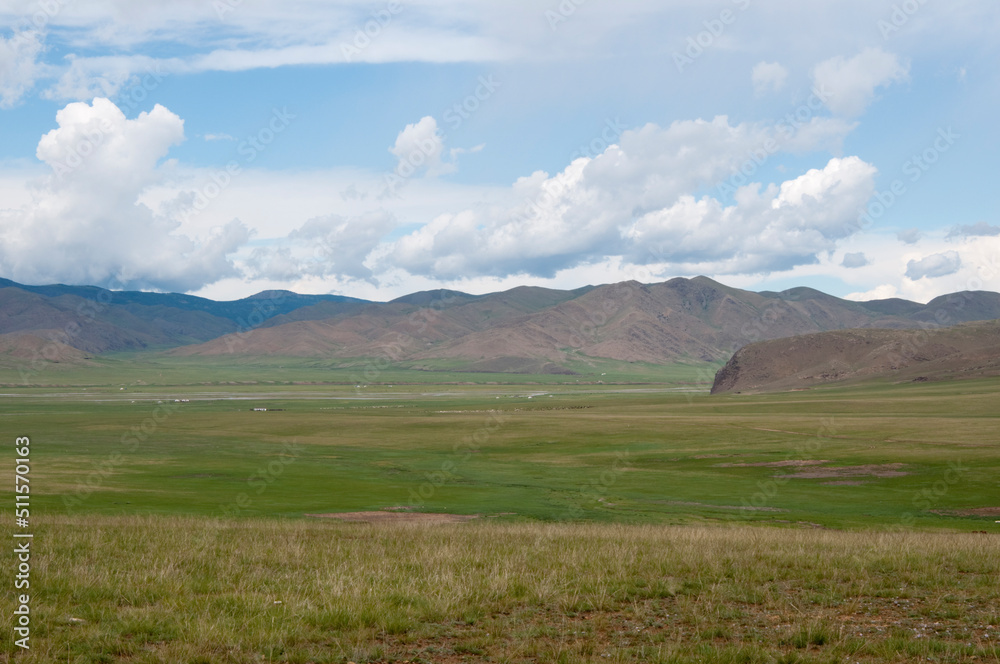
[4,354,999,662]
[5,517,998,662]
[17,376,1000,530]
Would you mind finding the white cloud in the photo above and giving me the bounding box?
[32,5,519,101]
[0,98,249,292]
[947,221,1000,239]
[751,61,788,97]
[41,54,176,102]
[383,113,878,281]
[0,30,44,108]
[247,211,398,282]
[827,231,1000,305]
[4,0,995,108]
[4,98,971,304]
[244,247,301,282]
[35,98,181,186]
[897,228,922,244]
[841,252,869,268]
[386,116,775,278]
[812,47,909,117]
[906,251,962,280]
[844,283,898,301]
[1,2,996,306]
[389,116,454,179]
[628,156,877,270]
[450,143,485,160]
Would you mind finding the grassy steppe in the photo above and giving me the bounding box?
[2,365,998,662]
[0,353,714,389]
[3,518,998,663]
[7,378,999,529]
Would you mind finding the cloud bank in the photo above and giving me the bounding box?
[0,98,248,291]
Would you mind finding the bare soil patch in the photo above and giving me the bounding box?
[782,463,909,479]
[691,453,755,459]
[663,500,788,513]
[716,459,830,468]
[305,511,479,524]
[931,506,1000,517]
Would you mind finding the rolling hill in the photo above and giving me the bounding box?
[170,277,1000,373]
[3,275,999,374]
[711,319,1000,394]
[0,279,367,354]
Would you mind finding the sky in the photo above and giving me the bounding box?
[0,0,998,303]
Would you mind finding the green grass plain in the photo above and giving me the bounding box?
[2,357,999,662]
[7,369,998,529]
[1,353,716,389]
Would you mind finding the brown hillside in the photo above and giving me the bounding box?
[711,320,1000,394]
[407,278,897,366]
[170,278,1000,373]
[0,332,95,369]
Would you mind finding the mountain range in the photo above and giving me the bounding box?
[3,276,1000,375]
[0,277,360,354]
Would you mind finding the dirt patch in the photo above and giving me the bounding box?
[305,511,479,524]
[822,480,869,486]
[663,500,787,513]
[782,463,908,479]
[931,506,1000,517]
[691,453,755,459]
[716,459,830,468]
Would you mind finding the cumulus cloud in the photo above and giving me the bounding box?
[0,30,44,108]
[388,116,454,179]
[246,211,398,282]
[383,115,878,280]
[812,48,909,117]
[626,156,877,271]
[244,246,301,282]
[947,221,1000,239]
[897,228,922,244]
[0,101,882,293]
[752,61,788,97]
[906,251,962,280]
[0,98,250,292]
[841,252,869,268]
[296,211,397,279]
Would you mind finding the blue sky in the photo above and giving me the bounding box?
[0,0,998,303]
